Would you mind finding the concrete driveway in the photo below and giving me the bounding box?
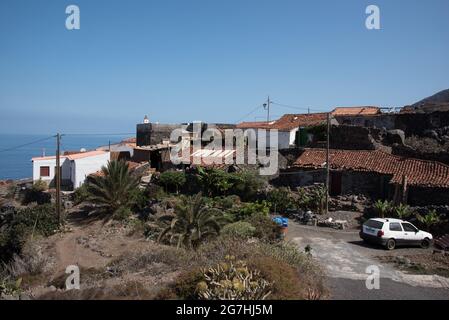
[286,221,449,300]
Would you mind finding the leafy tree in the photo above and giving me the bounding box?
[196,167,243,197]
[231,171,265,201]
[295,187,312,210]
[373,200,391,218]
[417,209,441,231]
[159,171,186,194]
[85,160,139,219]
[267,188,295,213]
[157,193,227,249]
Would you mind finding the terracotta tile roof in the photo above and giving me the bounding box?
[236,121,271,130]
[32,150,108,161]
[332,106,380,116]
[292,149,449,188]
[121,137,136,143]
[271,113,327,131]
[90,161,145,177]
[237,113,327,131]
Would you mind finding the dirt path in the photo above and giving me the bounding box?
[286,221,449,300]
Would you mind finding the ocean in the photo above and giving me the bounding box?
[0,134,132,180]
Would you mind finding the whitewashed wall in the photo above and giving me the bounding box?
[72,152,110,188]
[32,158,71,185]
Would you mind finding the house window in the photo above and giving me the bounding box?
[40,166,50,177]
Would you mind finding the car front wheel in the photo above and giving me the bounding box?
[386,239,396,250]
[421,238,431,249]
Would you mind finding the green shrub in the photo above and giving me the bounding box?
[221,221,256,238]
[0,204,59,262]
[112,206,132,221]
[229,201,270,221]
[230,171,265,201]
[267,188,295,213]
[73,184,89,205]
[159,171,186,194]
[244,213,282,243]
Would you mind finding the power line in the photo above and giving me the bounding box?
[0,135,55,154]
[234,104,265,123]
[63,132,134,136]
[271,101,328,113]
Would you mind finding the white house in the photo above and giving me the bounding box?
[236,113,328,149]
[32,150,110,189]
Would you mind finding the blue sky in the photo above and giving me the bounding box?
[0,0,448,134]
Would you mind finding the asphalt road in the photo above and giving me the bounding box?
[286,221,449,300]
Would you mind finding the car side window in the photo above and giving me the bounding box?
[402,223,417,232]
[389,222,402,232]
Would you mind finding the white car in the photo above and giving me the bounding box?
[360,218,433,250]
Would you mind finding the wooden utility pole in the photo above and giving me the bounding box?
[325,113,330,215]
[56,133,61,225]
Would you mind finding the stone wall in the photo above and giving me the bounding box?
[334,111,449,137]
[136,123,181,147]
[408,187,449,206]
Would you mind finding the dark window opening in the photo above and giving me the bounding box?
[40,166,50,177]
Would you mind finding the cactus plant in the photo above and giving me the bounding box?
[195,256,272,300]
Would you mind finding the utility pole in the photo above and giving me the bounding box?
[263,96,271,123]
[325,113,330,215]
[55,133,61,225]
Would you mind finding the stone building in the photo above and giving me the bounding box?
[280,148,449,206]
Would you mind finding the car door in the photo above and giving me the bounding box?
[388,222,405,244]
[401,222,420,245]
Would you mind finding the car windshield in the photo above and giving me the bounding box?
[365,220,384,229]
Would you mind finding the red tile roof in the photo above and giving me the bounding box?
[236,121,271,130]
[32,150,108,161]
[293,149,449,188]
[237,113,327,131]
[332,106,380,116]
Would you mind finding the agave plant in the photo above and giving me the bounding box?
[417,209,441,231]
[157,193,227,249]
[84,160,139,219]
[373,200,391,218]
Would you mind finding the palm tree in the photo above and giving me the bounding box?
[393,203,413,219]
[157,193,227,249]
[417,210,441,231]
[85,160,139,218]
[373,200,391,218]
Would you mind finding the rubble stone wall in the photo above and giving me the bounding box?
[334,111,449,137]
[408,187,449,206]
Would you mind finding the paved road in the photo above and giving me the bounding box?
[286,222,449,300]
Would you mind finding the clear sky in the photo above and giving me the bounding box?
[1,0,448,134]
